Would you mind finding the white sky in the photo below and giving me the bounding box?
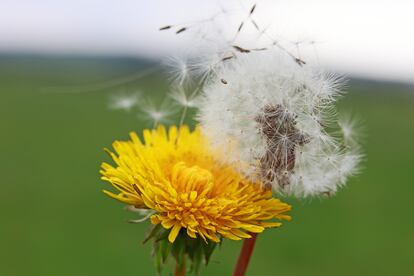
[1,0,413,82]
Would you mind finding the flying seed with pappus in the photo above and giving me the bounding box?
[159,25,172,31]
[222,55,234,62]
[250,4,257,15]
[176,27,187,34]
[233,45,250,53]
[238,22,244,33]
[295,58,306,66]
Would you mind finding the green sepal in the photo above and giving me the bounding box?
[146,226,221,275]
[159,239,171,264]
[184,237,202,275]
[202,240,218,265]
[149,227,172,275]
[189,243,203,275]
[171,234,186,270]
[153,241,163,275]
[143,224,162,244]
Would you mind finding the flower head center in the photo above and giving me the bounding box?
[171,162,214,196]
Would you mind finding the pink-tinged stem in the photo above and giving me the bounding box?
[233,233,258,276]
[174,259,186,276]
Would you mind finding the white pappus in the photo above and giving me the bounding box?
[108,91,140,112]
[197,49,361,198]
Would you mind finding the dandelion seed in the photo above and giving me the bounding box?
[169,86,199,108]
[222,54,234,61]
[295,58,306,66]
[159,25,172,31]
[164,56,190,86]
[176,27,187,34]
[250,19,260,31]
[108,92,140,112]
[187,47,232,80]
[138,98,176,127]
[233,45,251,53]
[237,22,244,32]
[250,4,257,15]
[338,115,362,147]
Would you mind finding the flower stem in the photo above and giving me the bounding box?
[233,233,258,276]
[174,259,186,276]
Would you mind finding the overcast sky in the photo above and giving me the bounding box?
[1,0,413,82]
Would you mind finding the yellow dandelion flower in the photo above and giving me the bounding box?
[101,125,291,243]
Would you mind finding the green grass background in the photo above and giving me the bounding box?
[1,56,413,275]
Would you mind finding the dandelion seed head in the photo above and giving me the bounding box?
[198,50,362,197]
[157,2,362,198]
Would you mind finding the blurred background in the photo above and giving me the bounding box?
[1,0,413,275]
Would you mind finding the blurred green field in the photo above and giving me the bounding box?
[1,56,413,276]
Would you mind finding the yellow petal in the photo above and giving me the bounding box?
[168,223,182,243]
